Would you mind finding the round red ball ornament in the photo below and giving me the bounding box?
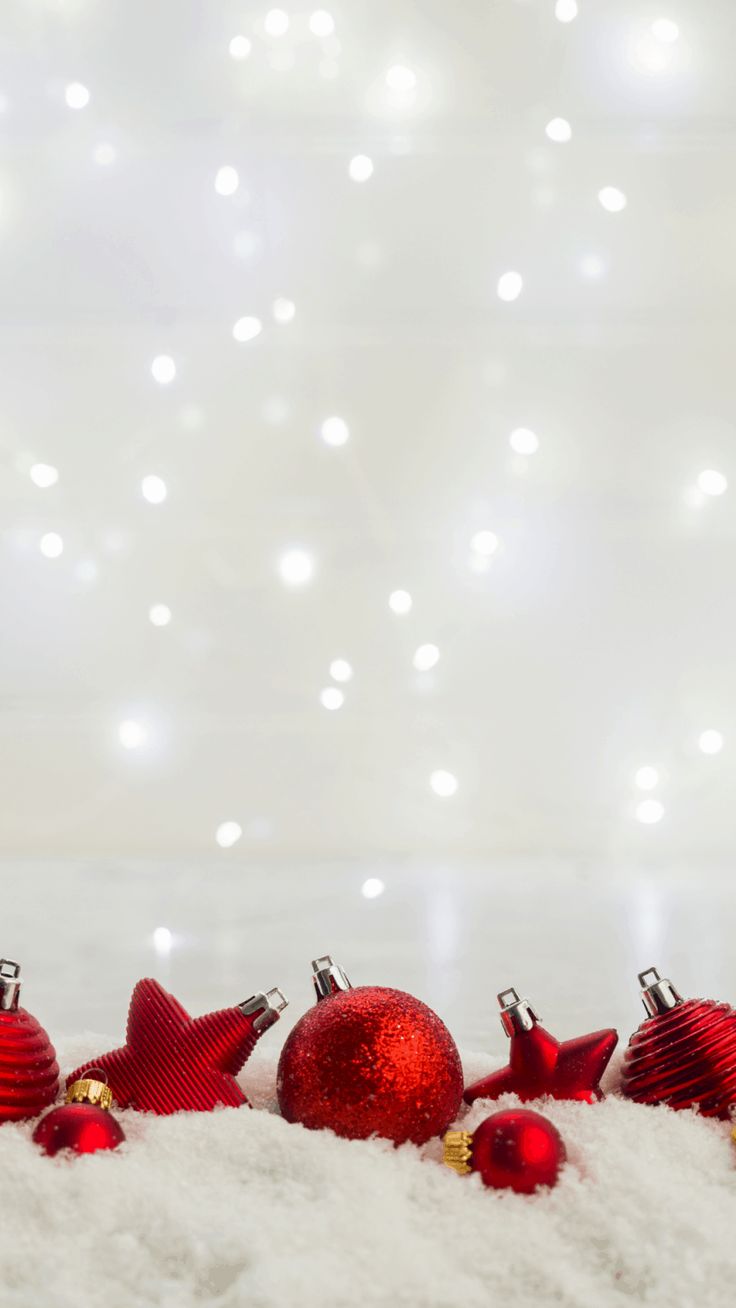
[444,1109,566,1194]
[277,956,464,1144]
[0,958,59,1123]
[621,967,736,1116]
[33,1078,125,1157]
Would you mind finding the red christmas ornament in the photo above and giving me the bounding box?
[444,1109,566,1194]
[277,956,464,1144]
[66,977,288,1114]
[0,958,59,1123]
[464,986,618,1106]
[33,1077,125,1156]
[621,967,736,1116]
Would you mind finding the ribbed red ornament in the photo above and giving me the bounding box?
[66,977,287,1115]
[621,967,736,1117]
[0,959,59,1123]
[277,956,464,1145]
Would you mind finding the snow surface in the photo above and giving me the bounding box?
[2,1037,736,1308]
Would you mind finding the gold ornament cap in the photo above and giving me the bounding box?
[443,1130,473,1175]
[65,1078,113,1111]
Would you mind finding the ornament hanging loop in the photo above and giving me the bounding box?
[497,987,539,1036]
[312,956,351,1000]
[0,959,21,1012]
[638,967,682,1017]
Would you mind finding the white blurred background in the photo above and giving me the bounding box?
[1,0,734,1041]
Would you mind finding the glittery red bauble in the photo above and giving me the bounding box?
[277,982,463,1144]
[470,1109,566,1194]
[622,978,736,1116]
[32,1103,125,1156]
[0,1006,59,1123]
[67,978,286,1115]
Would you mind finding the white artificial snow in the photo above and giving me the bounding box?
[1,1040,736,1307]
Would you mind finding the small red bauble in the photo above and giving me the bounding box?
[621,967,736,1116]
[277,957,464,1144]
[444,1109,566,1194]
[33,1079,125,1157]
[464,986,618,1106]
[0,958,59,1123]
[67,977,288,1115]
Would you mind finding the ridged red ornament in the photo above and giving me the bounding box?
[621,967,736,1117]
[464,986,618,1106]
[0,959,59,1123]
[277,956,464,1145]
[66,977,288,1115]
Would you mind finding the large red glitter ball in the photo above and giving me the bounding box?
[0,1007,59,1123]
[277,986,464,1144]
[621,996,736,1116]
[471,1109,566,1194]
[32,1103,125,1156]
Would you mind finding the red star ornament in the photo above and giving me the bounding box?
[464,987,618,1106]
[66,978,287,1114]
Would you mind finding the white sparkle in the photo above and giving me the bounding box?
[39,532,63,559]
[430,769,458,798]
[635,766,659,791]
[149,604,172,628]
[278,548,314,587]
[329,658,353,683]
[30,463,59,489]
[215,165,239,197]
[320,686,345,711]
[509,427,539,456]
[349,154,374,182]
[554,0,578,21]
[497,271,523,302]
[636,798,664,824]
[309,10,335,36]
[361,877,385,899]
[233,316,263,343]
[598,187,627,213]
[153,926,173,955]
[264,9,289,37]
[118,719,147,750]
[389,589,412,615]
[413,643,440,672]
[470,530,499,557]
[229,34,252,59]
[141,474,167,505]
[151,355,176,385]
[545,117,572,143]
[272,297,296,324]
[215,821,243,848]
[697,469,728,497]
[320,415,350,447]
[699,729,724,756]
[65,82,90,110]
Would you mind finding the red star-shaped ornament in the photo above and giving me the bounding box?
[66,978,287,1115]
[464,987,618,1106]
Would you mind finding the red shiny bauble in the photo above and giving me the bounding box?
[66,978,287,1115]
[277,959,463,1145]
[468,1110,566,1194]
[621,968,736,1116]
[0,994,59,1123]
[32,1103,125,1156]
